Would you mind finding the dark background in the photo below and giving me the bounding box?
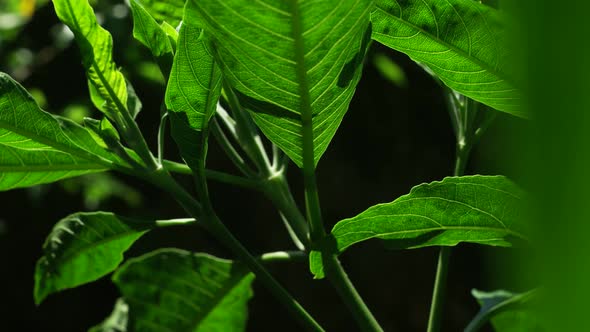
[0,2,529,331]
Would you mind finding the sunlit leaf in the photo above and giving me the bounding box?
[165,6,221,174]
[129,0,174,76]
[188,0,374,167]
[372,0,524,117]
[310,175,527,278]
[34,212,157,304]
[113,248,254,332]
[53,0,129,121]
[0,73,122,191]
[137,0,185,27]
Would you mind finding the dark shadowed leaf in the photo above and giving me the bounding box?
[188,0,374,167]
[310,175,527,278]
[34,212,158,304]
[372,0,524,117]
[0,73,123,191]
[466,289,541,332]
[113,248,254,332]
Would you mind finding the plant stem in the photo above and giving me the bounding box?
[288,3,383,331]
[262,173,310,248]
[146,171,324,332]
[427,246,452,332]
[223,86,273,174]
[211,118,257,177]
[161,160,262,190]
[157,111,168,165]
[206,213,325,332]
[453,144,472,178]
[427,147,468,332]
[324,255,384,332]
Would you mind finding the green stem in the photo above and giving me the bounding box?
[427,147,468,332]
[262,173,310,248]
[158,111,168,165]
[289,3,382,331]
[223,85,273,174]
[117,98,159,171]
[211,118,257,177]
[427,246,452,332]
[206,213,325,332]
[454,144,472,178]
[324,255,384,332]
[162,160,260,190]
[146,171,324,332]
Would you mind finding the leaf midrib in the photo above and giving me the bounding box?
[289,0,315,169]
[64,0,129,118]
[0,164,106,172]
[373,4,515,86]
[0,118,114,168]
[336,224,526,252]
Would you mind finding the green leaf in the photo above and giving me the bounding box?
[372,0,524,117]
[53,0,129,121]
[130,0,174,58]
[89,298,129,332]
[310,175,527,278]
[137,0,185,27]
[34,212,156,304]
[0,73,122,191]
[129,0,174,76]
[113,248,254,332]
[466,289,541,332]
[165,10,221,173]
[188,0,374,167]
[160,21,179,50]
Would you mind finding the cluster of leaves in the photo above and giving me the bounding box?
[0,0,537,331]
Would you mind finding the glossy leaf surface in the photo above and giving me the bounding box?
[188,0,374,167]
[53,0,129,120]
[311,176,527,278]
[113,249,254,332]
[165,7,221,173]
[34,212,155,304]
[0,73,120,191]
[372,0,524,117]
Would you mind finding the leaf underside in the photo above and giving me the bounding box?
[34,212,154,304]
[165,8,222,173]
[188,0,374,167]
[311,175,527,278]
[113,249,254,332]
[0,73,119,191]
[372,0,524,117]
